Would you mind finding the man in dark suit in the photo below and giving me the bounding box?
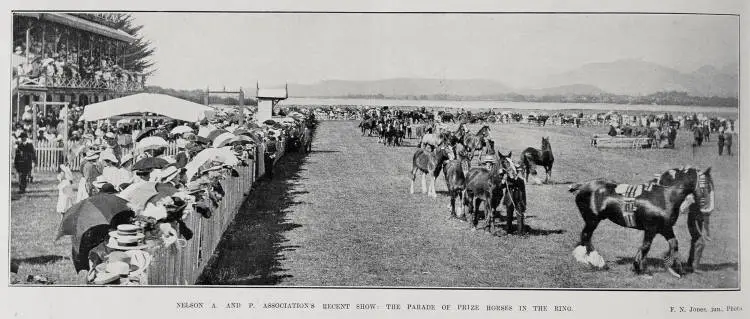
[13,132,36,193]
[264,136,278,179]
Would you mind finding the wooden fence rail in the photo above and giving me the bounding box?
[145,140,285,285]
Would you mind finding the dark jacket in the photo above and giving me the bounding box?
[13,142,36,171]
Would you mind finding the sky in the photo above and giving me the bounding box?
[130,13,739,90]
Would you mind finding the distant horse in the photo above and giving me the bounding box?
[418,131,445,151]
[442,156,467,219]
[521,137,554,183]
[568,167,715,277]
[359,118,376,136]
[463,125,491,164]
[410,145,453,198]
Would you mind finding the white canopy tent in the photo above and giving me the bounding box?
[80,93,212,122]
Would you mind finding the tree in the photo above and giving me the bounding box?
[113,14,156,75]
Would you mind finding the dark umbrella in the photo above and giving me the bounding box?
[56,193,134,272]
[233,128,251,136]
[263,119,277,125]
[206,129,229,141]
[132,157,169,171]
[135,128,156,142]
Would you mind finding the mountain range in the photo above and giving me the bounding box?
[285,59,738,99]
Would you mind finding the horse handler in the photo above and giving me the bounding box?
[687,201,711,273]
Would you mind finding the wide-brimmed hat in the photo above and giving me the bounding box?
[481,156,496,164]
[84,150,101,161]
[150,165,183,183]
[107,224,147,251]
[99,150,118,164]
[105,132,116,139]
[120,153,134,167]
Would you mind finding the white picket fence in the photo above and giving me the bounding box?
[11,140,182,172]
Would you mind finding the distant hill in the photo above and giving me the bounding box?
[283,59,737,99]
[541,59,738,98]
[517,84,606,96]
[288,78,512,98]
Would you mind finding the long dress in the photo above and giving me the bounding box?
[56,179,76,214]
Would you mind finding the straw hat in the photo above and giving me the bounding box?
[99,150,118,164]
[105,132,116,139]
[107,224,147,251]
[84,150,101,161]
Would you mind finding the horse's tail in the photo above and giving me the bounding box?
[568,182,583,193]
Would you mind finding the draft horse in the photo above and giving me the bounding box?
[521,137,554,183]
[463,151,526,234]
[568,167,715,277]
[410,145,453,198]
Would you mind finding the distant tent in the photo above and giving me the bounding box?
[80,93,212,122]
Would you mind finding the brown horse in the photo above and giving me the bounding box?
[568,167,715,277]
[410,145,453,198]
[462,151,512,233]
[521,137,554,183]
[442,155,467,219]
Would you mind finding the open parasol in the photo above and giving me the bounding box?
[56,193,134,272]
[131,157,169,172]
[117,181,178,212]
[137,136,168,151]
[184,148,240,181]
[212,132,236,148]
[206,129,229,141]
[170,125,194,135]
[135,128,157,142]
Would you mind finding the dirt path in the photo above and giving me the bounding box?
[200,120,738,288]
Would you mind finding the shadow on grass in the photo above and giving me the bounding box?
[613,256,738,272]
[197,145,310,285]
[11,255,67,265]
[310,150,341,154]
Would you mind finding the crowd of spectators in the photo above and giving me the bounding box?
[12,43,144,90]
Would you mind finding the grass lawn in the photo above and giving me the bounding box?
[11,120,739,288]
[203,120,738,288]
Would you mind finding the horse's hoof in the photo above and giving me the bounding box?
[666,267,682,278]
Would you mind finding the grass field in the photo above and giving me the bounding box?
[201,120,739,288]
[10,120,739,288]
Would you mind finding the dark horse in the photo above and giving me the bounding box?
[521,137,554,184]
[463,125,491,165]
[359,118,376,136]
[410,145,453,198]
[442,154,468,219]
[463,151,525,234]
[568,167,715,277]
